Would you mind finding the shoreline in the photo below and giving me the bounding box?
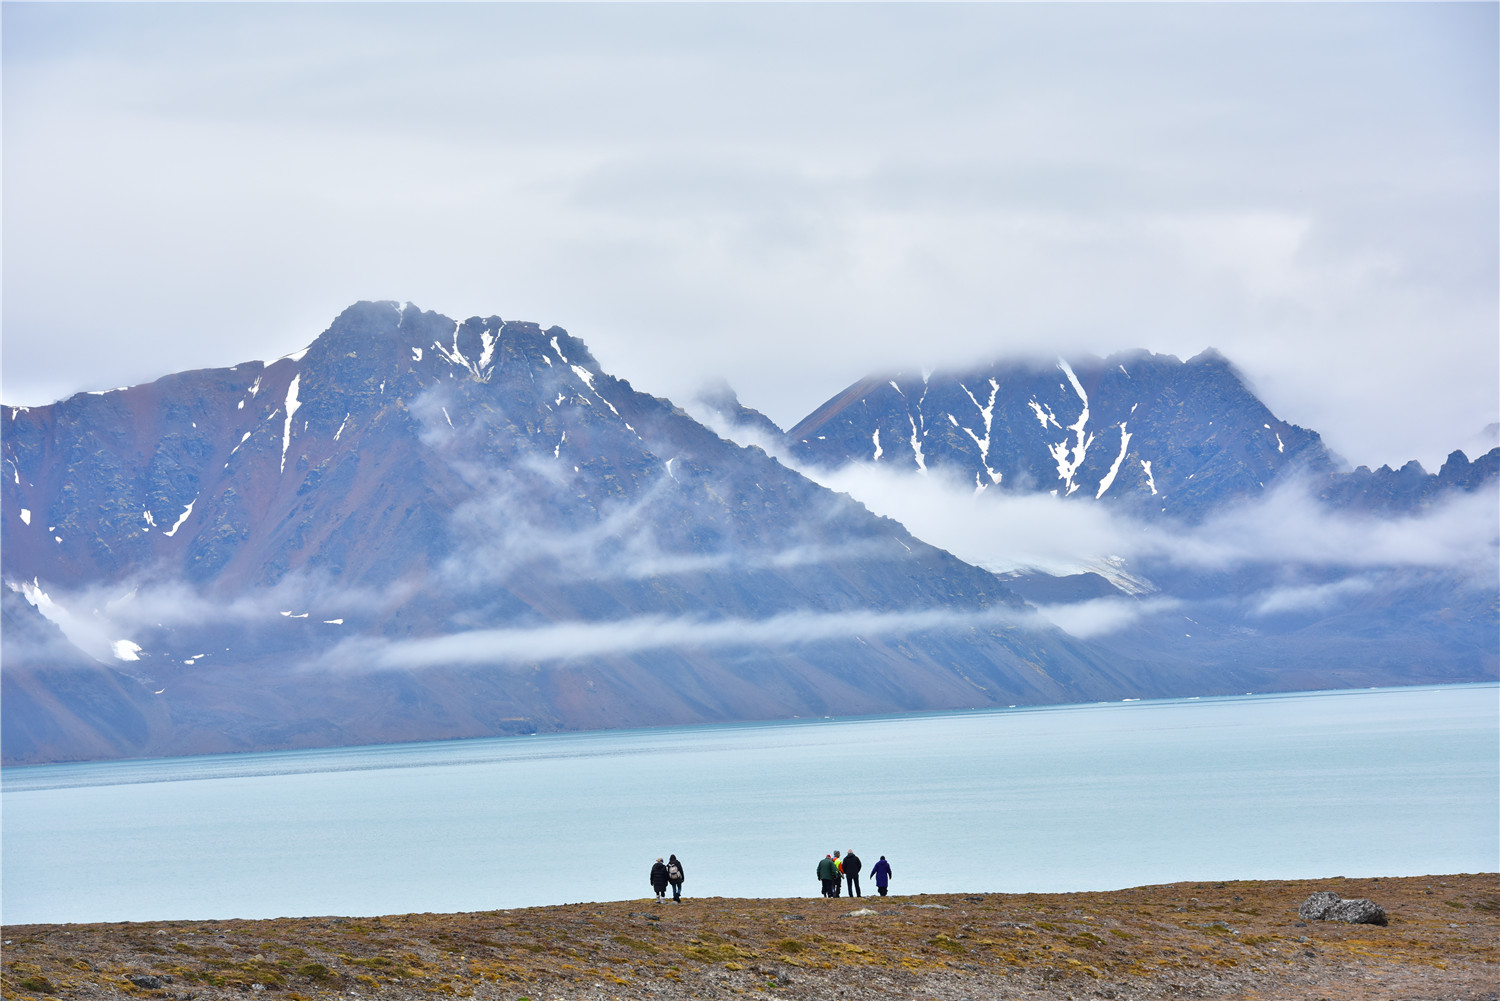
[4,874,1496,999]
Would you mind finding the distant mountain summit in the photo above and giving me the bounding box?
[782,348,1496,521]
[786,349,1334,520]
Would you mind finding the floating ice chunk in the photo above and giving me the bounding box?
[163,500,196,537]
[112,639,142,661]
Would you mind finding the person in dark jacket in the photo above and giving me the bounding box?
[842,849,863,897]
[831,851,842,896]
[649,858,669,902]
[871,855,892,896]
[816,854,837,897]
[667,854,685,902]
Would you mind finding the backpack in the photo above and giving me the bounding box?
[668,863,682,881]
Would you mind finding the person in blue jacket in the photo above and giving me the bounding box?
[871,855,893,896]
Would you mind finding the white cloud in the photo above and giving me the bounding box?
[792,458,1500,585]
[1,3,1493,475]
[332,604,1032,671]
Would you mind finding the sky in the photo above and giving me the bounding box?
[3,3,1496,471]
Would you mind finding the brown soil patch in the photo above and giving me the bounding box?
[3,874,1495,1000]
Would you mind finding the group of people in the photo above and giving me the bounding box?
[646,850,894,902]
[649,854,686,902]
[817,850,892,897]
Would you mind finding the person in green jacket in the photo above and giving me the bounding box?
[816,854,837,897]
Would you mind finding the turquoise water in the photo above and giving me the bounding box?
[2,684,1495,924]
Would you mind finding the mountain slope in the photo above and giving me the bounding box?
[3,302,1138,763]
[774,350,1497,695]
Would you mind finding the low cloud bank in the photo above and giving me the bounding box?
[788,460,1499,584]
[331,604,1032,670]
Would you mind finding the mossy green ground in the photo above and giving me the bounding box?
[3,874,1496,999]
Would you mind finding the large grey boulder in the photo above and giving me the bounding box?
[1297,890,1388,926]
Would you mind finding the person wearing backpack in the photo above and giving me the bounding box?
[667,854,685,902]
[830,851,843,897]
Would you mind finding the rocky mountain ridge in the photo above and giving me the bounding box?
[3,302,1495,764]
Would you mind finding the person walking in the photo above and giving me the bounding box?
[831,851,843,897]
[871,855,892,897]
[649,857,669,903]
[842,849,863,897]
[816,854,837,897]
[667,854,685,902]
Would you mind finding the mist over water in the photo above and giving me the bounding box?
[3,684,1495,925]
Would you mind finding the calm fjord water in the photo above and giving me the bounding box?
[3,684,1496,925]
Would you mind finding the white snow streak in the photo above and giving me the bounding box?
[163,500,196,537]
[1276,433,1285,453]
[872,428,883,461]
[411,346,423,361]
[555,431,567,458]
[20,508,31,525]
[142,510,155,529]
[959,378,1002,484]
[1096,423,1133,499]
[572,364,620,415]
[280,374,302,473]
[1048,360,1095,496]
[441,407,455,429]
[1028,399,1059,429]
[334,414,349,442]
[111,639,143,661]
[1141,460,1158,496]
[908,414,927,473]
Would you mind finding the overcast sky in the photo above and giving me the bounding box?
[3,3,1495,470]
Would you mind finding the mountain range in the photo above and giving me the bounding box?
[4,302,1495,764]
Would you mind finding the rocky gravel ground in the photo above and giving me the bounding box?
[3,874,1496,1000]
